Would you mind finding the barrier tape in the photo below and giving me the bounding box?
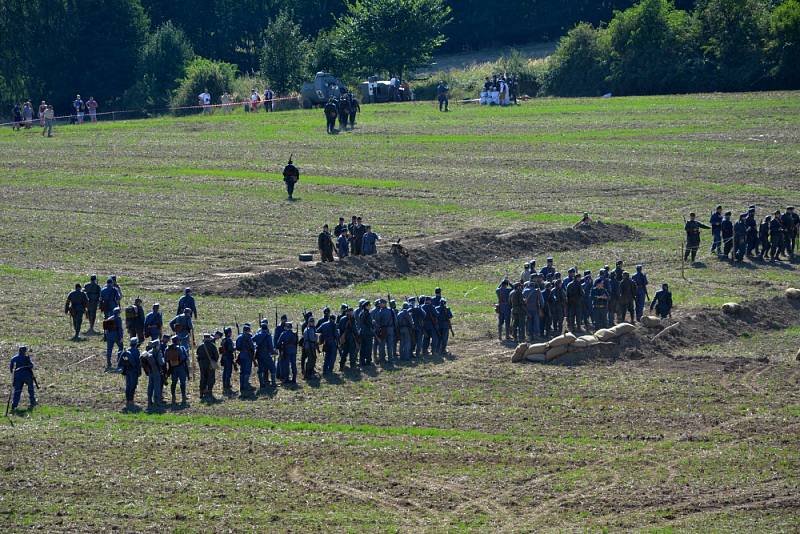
[1,95,300,128]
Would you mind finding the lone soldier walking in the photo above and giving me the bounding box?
[684,212,710,264]
[9,346,37,412]
[65,283,89,340]
[282,157,300,200]
[83,274,102,334]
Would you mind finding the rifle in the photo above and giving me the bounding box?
[235,318,240,336]
[681,215,687,280]
[4,363,14,417]
[190,328,197,380]
[275,306,278,331]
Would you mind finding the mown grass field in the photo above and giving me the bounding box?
[0,93,799,532]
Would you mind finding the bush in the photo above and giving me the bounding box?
[768,0,800,88]
[171,58,238,111]
[260,10,312,94]
[540,23,611,97]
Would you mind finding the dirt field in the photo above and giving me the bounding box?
[0,93,798,532]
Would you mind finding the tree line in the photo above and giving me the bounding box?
[1,0,796,116]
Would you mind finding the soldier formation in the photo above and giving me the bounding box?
[57,275,455,411]
[323,93,360,134]
[695,205,799,264]
[497,257,671,344]
[318,216,381,260]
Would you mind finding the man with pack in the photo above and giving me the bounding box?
[421,296,440,356]
[684,212,711,264]
[144,303,163,341]
[520,281,541,341]
[143,339,164,410]
[9,346,37,412]
[508,281,526,343]
[276,322,299,384]
[301,318,319,379]
[436,81,449,112]
[83,274,102,334]
[318,224,335,262]
[603,268,618,327]
[539,257,556,278]
[650,283,673,318]
[396,302,415,361]
[283,157,300,200]
[118,337,142,409]
[565,271,584,333]
[273,315,290,381]
[103,307,124,369]
[721,211,734,259]
[324,97,338,134]
[220,327,237,394]
[409,297,425,358]
[337,95,351,131]
[236,323,256,393]
[165,335,189,404]
[64,283,89,340]
[769,209,785,261]
[316,311,338,375]
[177,288,198,319]
[495,279,512,341]
[435,299,453,355]
[590,279,610,329]
[357,300,374,366]
[631,265,650,322]
[125,298,145,342]
[169,308,194,351]
[196,332,220,400]
[781,206,798,258]
[710,205,724,255]
[617,271,637,323]
[99,277,120,319]
[733,213,748,262]
[347,93,360,129]
[337,306,358,371]
[371,299,391,363]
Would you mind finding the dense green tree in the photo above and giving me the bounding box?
[541,23,612,97]
[334,0,451,79]
[768,0,800,87]
[260,10,312,93]
[172,58,238,109]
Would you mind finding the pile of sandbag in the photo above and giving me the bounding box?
[722,302,743,315]
[786,288,800,300]
[512,323,639,364]
[640,315,663,328]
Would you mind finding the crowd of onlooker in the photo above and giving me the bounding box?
[480,74,518,106]
[10,93,98,137]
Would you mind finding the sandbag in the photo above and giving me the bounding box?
[578,335,600,346]
[786,288,800,300]
[512,343,529,363]
[611,322,635,336]
[722,302,743,315]
[547,332,577,349]
[572,338,589,350]
[545,344,570,361]
[640,315,662,328]
[594,328,616,342]
[524,342,549,357]
[526,353,547,363]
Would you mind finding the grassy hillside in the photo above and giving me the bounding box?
[0,93,798,531]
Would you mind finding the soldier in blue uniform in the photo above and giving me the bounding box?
[710,205,723,255]
[539,257,555,278]
[177,288,198,319]
[253,320,277,389]
[721,211,734,259]
[9,346,36,411]
[565,274,584,333]
[549,279,565,335]
[274,315,290,381]
[84,274,102,333]
[650,284,673,318]
[104,307,124,369]
[236,324,255,393]
[591,280,610,329]
[581,271,593,331]
[745,206,758,257]
[421,296,440,356]
[144,339,164,409]
[522,281,543,341]
[100,277,120,319]
[301,318,319,379]
[64,283,89,340]
[769,209,785,261]
[317,313,339,375]
[758,215,771,260]
[118,337,142,409]
[144,303,163,341]
[435,299,453,355]
[337,230,350,259]
[276,322,299,383]
[283,157,300,200]
[169,308,194,350]
[165,335,188,404]
[362,226,379,255]
[337,306,358,371]
[495,279,512,341]
[631,265,650,322]
[733,213,748,262]
[374,300,394,363]
[397,302,415,361]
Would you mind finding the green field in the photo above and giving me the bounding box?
[1,93,799,531]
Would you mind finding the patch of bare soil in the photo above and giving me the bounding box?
[199,222,639,297]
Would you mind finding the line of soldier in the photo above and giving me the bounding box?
[67,281,454,409]
[686,206,798,264]
[323,93,360,134]
[318,216,381,261]
[495,257,673,344]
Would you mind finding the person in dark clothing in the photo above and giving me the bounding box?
[745,206,758,257]
[733,213,748,262]
[324,98,338,134]
[769,210,785,261]
[282,158,300,200]
[684,212,711,263]
[616,271,636,323]
[721,211,734,259]
[758,216,771,260]
[710,205,723,254]
[650,284,673,318]
[781,207,798,258]
[318,224,335,262]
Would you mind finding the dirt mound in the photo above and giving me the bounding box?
[202,222,639,297]
[521,296,800,366]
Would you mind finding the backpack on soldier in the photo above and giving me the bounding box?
[165,345,182,367]
[125,305,138,321]
[103,317,116,331]
[141,353,152,376]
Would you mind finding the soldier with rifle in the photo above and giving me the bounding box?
[196,332,221,400]
[165,335,189,405]
[143,339,164,409]
[435,299,454,355]
[301,318,319,379]
[273,315,290,380]
[144,303,163,341]
[253,320,277,389]
[235,324,255,394]
[421,296,440,356]
[103,307,124,369]
[397,302,415,361]
[65,283,89,340]
[219,327,237,394]
[118,337,142,410]
[324,98,338,134]
[282,156,300,200]
[337,306,359,371]
[358,300,374,366]
[317,312,338,375]
[83,274,101,334]
[276,322,299,384]
[8,345,37,413]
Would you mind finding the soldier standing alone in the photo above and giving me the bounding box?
[282,157,300,200]
[684,212,710,264]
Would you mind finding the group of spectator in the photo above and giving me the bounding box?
[480,74,518,106]
[10,93,97,137]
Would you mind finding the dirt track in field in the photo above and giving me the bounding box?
[197,221,640,297]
